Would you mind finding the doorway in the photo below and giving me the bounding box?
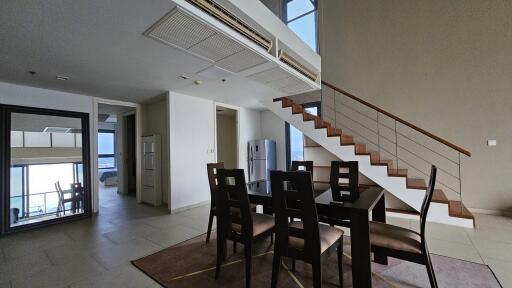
[215,105,238,168]
[96,103,136,207]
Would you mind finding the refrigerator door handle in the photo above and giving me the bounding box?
[249,146,253,177]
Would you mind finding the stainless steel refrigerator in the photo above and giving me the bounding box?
[248,139,276,183]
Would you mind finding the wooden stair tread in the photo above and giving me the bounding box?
[449,201,474,220]
[432,189,449,204]
[388,168,408,177]
[275,96,475,226]
[355,143,366,154]
[386,208,420,216]
[406,178,427,189]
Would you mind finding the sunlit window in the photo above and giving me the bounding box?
[98,130,115,169]
[284,0,318,51]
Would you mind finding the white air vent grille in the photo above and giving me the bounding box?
[148,9,216,49]
[278,50,318,82]
[189,34,244,61]
[187,0,272,51]
[217,49,267,72]
[145,7,270,73]
[248,66,316,94]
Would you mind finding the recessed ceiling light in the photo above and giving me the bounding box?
[56,75,69,81]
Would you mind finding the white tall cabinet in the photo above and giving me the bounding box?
[142,135,162,206]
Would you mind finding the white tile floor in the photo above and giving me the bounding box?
[0,185,510,287]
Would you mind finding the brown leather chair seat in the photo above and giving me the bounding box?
[232,212,275,236]
[212,203,258,215]
[288,221,344,253]
[370,221,422,254]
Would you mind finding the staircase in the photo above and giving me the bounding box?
[264,94,475,228]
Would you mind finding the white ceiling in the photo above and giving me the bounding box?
[0,0,284,108]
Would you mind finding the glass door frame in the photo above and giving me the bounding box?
[0,104,92,235]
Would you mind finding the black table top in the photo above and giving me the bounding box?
[247,180,384,212]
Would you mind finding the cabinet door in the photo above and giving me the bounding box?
[144,154,155,170]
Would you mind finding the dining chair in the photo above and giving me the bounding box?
[55,182,74,216]
[70,182,84,213]
[318,161,359,228]
[206,163,257,244]
[206,162,225,243]
[290,160,314,180]
[370,165,438,288]
[270,170,344,288]
[215,168,275,288]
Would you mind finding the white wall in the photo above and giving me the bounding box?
[320,0,512,213]
[0,82,93,113]
[260,110,286,171]
[168,92,263,212]
[169,92,215,212]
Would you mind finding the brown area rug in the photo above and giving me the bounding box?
[133,233,502,287]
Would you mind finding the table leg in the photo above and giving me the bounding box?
[372,196,388,265]
[351,212,372,288]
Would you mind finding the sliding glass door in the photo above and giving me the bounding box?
[1,105,91,234]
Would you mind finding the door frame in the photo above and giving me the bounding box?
[92,98,141,213]
[213,102,240,168]
[0,104,92,235]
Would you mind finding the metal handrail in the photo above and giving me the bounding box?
[320,83,469,200]
[10,190,78,219]
[322,81,471,157]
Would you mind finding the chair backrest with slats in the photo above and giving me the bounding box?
[207,162,225,208]
[329,161,359,201]
[420,166,437,246]
[271,170,321,259]
[290,161,314,180]
[216,169,252,238]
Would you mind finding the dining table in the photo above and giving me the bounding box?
[247,180,387,288]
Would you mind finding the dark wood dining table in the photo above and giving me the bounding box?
[247,181,387,288]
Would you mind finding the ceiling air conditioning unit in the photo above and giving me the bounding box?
[186,0,272,52]
[278,50,318,82]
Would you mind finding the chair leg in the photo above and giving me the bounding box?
[245,241,253,288]
[425,253,438,288]
[206,209,214,243]
[312,256,322,288]
[270,232,274,244]
[337,242,344,288]
[271,252,281,288]
[292,258,296,272]
[223,240,228,261]
[233,240,237,253]
[215,235,225,280]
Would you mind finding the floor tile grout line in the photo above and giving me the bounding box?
[464,228,487,264]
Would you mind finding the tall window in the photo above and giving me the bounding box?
[283,0,318,51]
[98,130,115,169]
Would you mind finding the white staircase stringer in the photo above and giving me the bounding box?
[263,100,475,228]
[265,100,425,211]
